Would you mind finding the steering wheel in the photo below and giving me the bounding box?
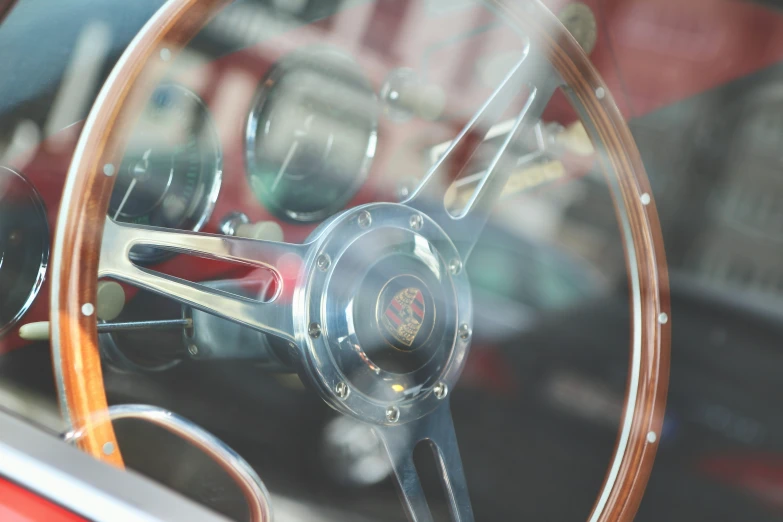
[50,0,670,520]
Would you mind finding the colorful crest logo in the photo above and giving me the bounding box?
[380,287,425,347]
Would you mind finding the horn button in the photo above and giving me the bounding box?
[300,203,472,425]
[356,266,442,372]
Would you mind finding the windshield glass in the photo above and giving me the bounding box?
[0,1,781,521]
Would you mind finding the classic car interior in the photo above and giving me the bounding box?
[0,0,781,520]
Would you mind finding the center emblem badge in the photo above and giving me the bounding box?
[380,287,426,347]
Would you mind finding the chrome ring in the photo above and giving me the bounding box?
[64,404,273,522]
[0,166,49,337]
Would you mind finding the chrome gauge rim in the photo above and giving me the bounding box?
[185,85,223,235]
[0,166,49,337]
[245,48,378,223]
[110,84,222,263]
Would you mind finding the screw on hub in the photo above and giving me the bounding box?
[308,322,322,338]
[433,382,448,399]
[386,406,400,423]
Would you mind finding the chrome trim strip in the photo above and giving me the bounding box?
[65,405,274,522]
[0,408,230,522]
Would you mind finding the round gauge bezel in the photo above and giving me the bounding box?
[115,83,223,264]
[0,166,49,337]
[244,48,378,224]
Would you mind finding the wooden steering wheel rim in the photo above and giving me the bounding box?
[50,1,670,521]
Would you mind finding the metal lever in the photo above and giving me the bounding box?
[19,318,192,341]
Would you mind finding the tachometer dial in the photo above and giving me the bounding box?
[0,167,48,337]
[109,84,222,262]
[245,49,378,223]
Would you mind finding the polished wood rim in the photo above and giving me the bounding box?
[51,1,670,520]
[489,2,671,521]
[51,0,233,469]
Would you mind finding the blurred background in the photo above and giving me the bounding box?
[1,0,783,520]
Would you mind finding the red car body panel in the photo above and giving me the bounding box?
[0,478,85,522]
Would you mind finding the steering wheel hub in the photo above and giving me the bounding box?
[299,203,473,425]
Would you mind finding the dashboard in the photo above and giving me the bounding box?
[2,0,783,521]
[1,0,599,354]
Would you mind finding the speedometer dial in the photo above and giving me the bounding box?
[109,84,222,262]
[245,49,378,223]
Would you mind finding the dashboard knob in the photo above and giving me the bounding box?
[96,281,126,321]
[18,321,49,341]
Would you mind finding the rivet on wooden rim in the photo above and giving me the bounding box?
[646,431,657,444]
[102,164,115,177]
[595,87,605,99]
[81,303,95,316]
[640,193,651,205]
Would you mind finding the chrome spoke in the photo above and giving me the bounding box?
[99,218,310,342]
[402,44,560,261]
[373,403,472,522]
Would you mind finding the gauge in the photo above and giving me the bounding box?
[245,49,378,223]
[109,84,222,262]
[0,167,48,337]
